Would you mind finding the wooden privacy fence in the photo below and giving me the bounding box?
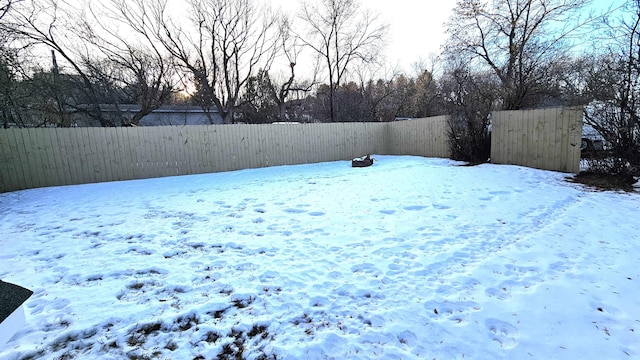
[0,108,581,193]
[491,107,583,174]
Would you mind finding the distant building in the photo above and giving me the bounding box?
[72,104,223,127]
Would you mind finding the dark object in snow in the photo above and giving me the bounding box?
[0,280,33,347]
[352,154,374,167]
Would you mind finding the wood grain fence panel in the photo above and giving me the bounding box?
[107,127,126,181]
[225,125,240,171]
[137,127,152,178]
[528,110,540,169]
[62,128,79,185]
[161,127,178,176]
[56,129,75,186]
[257,124,271,167]
[51,128,73,186]
[559,107,582,173]
[13,129,29,189]
[164,127,177,175]
[385,116,448,158]
[200,126,215,174]
[3,131,21,190]
[19,129,40,188]
[141,127,157,178]
[261,124,278,167]
[290,124,305,164]
[291,124,305,164]
[77,127,95,184]
[569,108,583,173]
[553,108,566,171]
[165,127,181,176]
[29,129,51,187]
[259,125,275,167]
[86,126,105,183]
[107,127,123,181]
[176,126,191,175]
[185,126,202,174]
[87,126,108,183]
[108,127,125,181]
[132,127,147,178]
[91,128,110,183]
[491,107,582,173]
[323,123,335,159]
[125,127,141,179]
[214,125,227,172]
[75,127,90,183]
[88,126,106,183]
[156,127,169,176]
[491,113,501,163]
[56,129,75,185]
[540,109,553,169]
[280,124,292,165]
[151,127,165,177]
[242,125,256,168]
[141,127,158,178]
[0,130,20,191]
[72,128,89,183]
[183,126,197,175]
[158,127,175,176]
[86,127,105,182]
[273,125,287,165]
[15,129,33,189]
[21,129,42,188]
[115,127,133,181]
[214,125,231,172]
[35,128,63,187]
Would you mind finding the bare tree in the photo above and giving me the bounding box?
[0,0,22,20]
[444,0,592,110]
[144,0,281,124]
[270,18,319,121]
[78,1,177,126]
[297,0,387,122]
[3,0,113,126]
[241,18,319,123]
[583,0,640,178]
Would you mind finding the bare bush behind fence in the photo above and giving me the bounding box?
[0,109,582,193]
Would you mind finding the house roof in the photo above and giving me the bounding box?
[0,281,33,323]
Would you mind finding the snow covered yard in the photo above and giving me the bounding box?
[0,155,639,359]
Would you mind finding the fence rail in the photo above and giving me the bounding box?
[0,108,582,193]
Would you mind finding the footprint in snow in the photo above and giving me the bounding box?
[424,299,481,325]
[485,318,518,349]
[283,208,307,214]
[485,287,511,300]
[432,204,452,210]
[404,205,428,211]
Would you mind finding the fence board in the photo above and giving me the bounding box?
[0,130,18,190]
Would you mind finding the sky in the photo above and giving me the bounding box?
[1,155,639,359]
[268,0,627,77]
[272,0,457,74]
[43,0,628,79]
